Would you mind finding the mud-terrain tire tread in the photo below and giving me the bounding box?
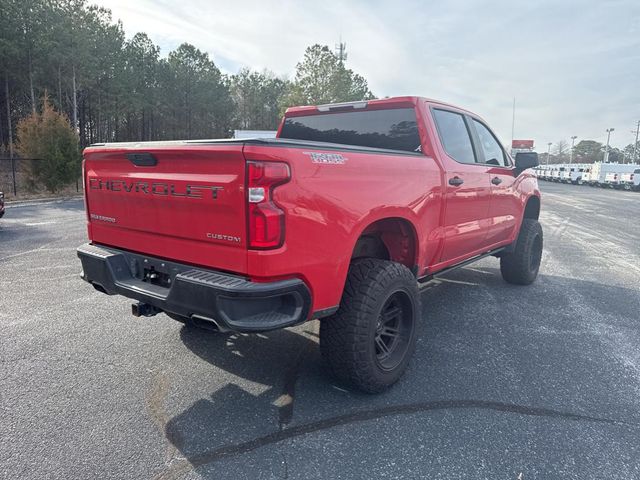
[320,258,419,393]
[500,218,543,285]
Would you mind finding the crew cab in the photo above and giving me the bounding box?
[77,96,542,392]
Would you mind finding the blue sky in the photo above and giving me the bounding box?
[98,0,640,150]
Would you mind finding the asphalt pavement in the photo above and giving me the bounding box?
[1,183,639,479]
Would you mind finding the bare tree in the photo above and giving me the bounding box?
[555,139,569,156]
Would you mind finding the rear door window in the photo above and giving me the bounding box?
[432,109,476,164]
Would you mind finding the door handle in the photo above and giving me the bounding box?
[491,177,503,185]
[448,176,464,186]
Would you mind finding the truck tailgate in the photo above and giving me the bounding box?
[83,145,247,273]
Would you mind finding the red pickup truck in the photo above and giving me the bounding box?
[77,96,542,392]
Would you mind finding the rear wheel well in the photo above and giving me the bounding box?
[524,195,540,220]
[351,218,418,273]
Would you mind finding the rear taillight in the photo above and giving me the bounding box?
[82,159,90,222]
[247,161,290,249]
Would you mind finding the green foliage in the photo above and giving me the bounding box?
[573,140,604,164]
[16,96,80,192]
[164,43,234,139]
[622,142,639,163]
[0,0,377,159]
[280,44,375,112]
[230,69,289,130]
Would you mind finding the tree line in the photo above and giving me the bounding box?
[0,0,373,156]
[1,0,637,193]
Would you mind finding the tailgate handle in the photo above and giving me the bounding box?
[127,153,157,167]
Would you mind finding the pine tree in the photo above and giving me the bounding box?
[16,95,80,192]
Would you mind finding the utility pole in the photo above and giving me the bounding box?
[5,72,16,196]
[604,128,614,163]
[633,120,640,163]
[547,142,552,165]
[511,97,516,154]
[335,38,347,65]
[570,135,577,164]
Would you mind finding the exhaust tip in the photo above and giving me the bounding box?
[190,314,227,332]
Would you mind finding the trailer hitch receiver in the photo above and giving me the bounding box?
[132,302,161,317]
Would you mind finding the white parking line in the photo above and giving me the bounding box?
[24,221,58,226]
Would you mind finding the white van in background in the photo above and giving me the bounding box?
[592,163,639,187]
[604,171,621,188]
[534,162,639,190]
[620,168,640,191]
[569,165,586,184]
[581,166,594,185]
[559,166,571,183]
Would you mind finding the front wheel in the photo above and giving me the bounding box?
[500,219,543,285]
[320,259,420,393]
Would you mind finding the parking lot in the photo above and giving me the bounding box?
[1,182,639,479]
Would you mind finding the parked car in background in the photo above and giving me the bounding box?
[558,166,570,183]
[604,171,621,188]
[558,167,571,183]
[581,166,593,185]
[569,166,581,184]
[590,163,636,187]
[588,162,604,186]
[546,165,556,182]
[620,169,640,191]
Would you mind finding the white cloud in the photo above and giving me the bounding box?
[98,0,640,149]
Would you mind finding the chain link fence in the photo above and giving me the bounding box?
[0,157,82,200]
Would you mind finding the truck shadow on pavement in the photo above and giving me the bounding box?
[159,266,640,479]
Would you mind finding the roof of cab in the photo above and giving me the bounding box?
[283,95,476,117]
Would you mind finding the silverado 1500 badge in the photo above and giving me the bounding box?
[303,152,347,164]
[90,213,116,223]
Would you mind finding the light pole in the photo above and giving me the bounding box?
[632,121,639,163]
[547,142,552,165]
[604,128,614,163]
[569,136,577,164]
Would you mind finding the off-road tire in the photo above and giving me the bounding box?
[320,258,420,393]
[500,218,543,285]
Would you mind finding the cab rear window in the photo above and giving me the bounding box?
[279,108,421,153]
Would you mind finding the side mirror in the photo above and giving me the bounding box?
[514,152,539,174]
